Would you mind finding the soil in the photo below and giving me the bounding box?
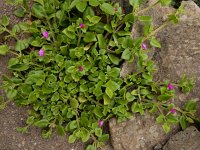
[0,1,85,150]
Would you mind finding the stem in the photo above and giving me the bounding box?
[9,50,19,56]
[75,109,80,128]
[91,134,98,143]
[77,31,82,47]
[157,103,164,115]
[135,1,159,15]
[115,23,123,32]
[5,28,18,40]
[143,21,170,41]
[46,17,56,42]
[29,62,44,68]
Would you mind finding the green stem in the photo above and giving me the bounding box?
[46,17,56,42]
[5,28,18,40]
[75,109,80,128]
[143,21,170,41]
[135,1,159,15]
[29,62,44,68]
[157,103,164,115]
[77,31,82,47]
[9,50,19,56]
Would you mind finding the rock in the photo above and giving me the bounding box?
[163,126,200,150]
[110,1,200,150]
[154,1,200,114]
[109,111,179,150]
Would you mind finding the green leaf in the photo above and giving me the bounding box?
[107,67,120,78]
[95,128,102,137]
[156,114,165,123]
[76,1,87,12]
[1,15,9,27]
[108,54,120,65]
[80,85,88,92]
[16,127,28,134]
[126,92,136,102]
[86,145,96,150]
[138,16,152,22]
[98,134,109,142]
[15,40,29,51]
[131,102,139,112]
[56,125,66,136]
[31,40,41,47]
[89,0,100,6]
[162,122,170,133]
[0,102,6,110]
[93,86,102,97]
[14,7,26,17]
[157,94,171,101]
[70,98,79,108]
[184,100,196,112]
[80,128,90,142]
[26,116,34,125]
[68,134,76,143]
[42,129,52,139]
[33,0,44,6]
[83,32,97,43]
[166,114,178,124]
[32,3,45,19]
[103,93,111,105]
[100,3,115,15]
[0,25,5,34]
[97,34,106,49]
[83,6,95,19]
[51,92,60,102]
[104,24,112,33]
[6,89,17,99]
[63,29,76,39]
[34,119,49,128]
[28,92,37,103]
[0,45,9,55]
[121,49,131,60]
[160,0,172,6]
[150,38,161,48]
[168,14,179,24]
[9,64,29,71]
[105,80,120,92]
[87,16,101,25]
[105,88,114,99]
[180,116,188,129]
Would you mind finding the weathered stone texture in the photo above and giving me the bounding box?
[163,126,200,150]
[110,1,200,150]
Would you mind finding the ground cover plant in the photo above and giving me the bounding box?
[0,0,199,149]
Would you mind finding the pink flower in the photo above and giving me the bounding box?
[98,120,104,127]
[168,83,174,90]
[170,108,176,114]
[79,23,85,29]
[79,66,84,71]
[114,7,118,12]
[42,31,49,38]
[39,48,45,57]
[142,43,147,50]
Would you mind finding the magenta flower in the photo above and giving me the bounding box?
[79,23,85,29]
[42,31,49,38]
[39,48,45,57]
[170,108,176,114]
[114,7,117,12]
[142,43,147,50]
[79,66,84,71]
[167,83,174,90]
[98,120,104,127]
